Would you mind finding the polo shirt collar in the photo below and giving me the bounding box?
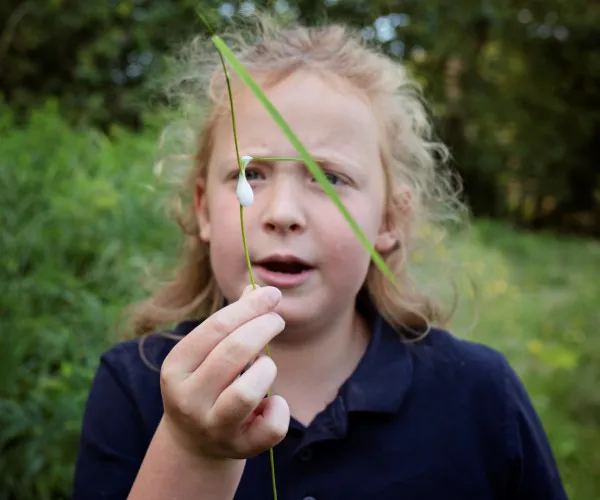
[341,313,414,414]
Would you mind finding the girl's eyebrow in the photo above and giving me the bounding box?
[218,151,366,180]
[218,155,321,170]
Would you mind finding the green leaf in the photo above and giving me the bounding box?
[211,35,398,287]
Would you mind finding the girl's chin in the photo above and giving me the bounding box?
[272,295,338,330]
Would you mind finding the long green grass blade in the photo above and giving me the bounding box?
[212,35,398,286]
[203,23,399,500]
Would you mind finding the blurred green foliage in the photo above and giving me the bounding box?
[446,221,600,499]
[1,0,599,234]
[1,105,599,498]
[1,0,599,497]
[0,102,178,499]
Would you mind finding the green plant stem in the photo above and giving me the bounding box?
[253,157,301,162]
[239,205,256,289]
[216,54,242,174]
[210,21,279,500]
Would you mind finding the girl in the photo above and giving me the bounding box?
[73,19,567,500]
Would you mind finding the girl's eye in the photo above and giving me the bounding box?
[315,172,345,186]
[325,172,342,185]
[244,169,264,181]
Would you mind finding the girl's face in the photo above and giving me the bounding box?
[195,70,398,335]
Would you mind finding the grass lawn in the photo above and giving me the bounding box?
[444,219,600,499]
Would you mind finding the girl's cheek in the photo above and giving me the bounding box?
[329,235,367,263]
[325,209,380,256]
[211,192,239,216]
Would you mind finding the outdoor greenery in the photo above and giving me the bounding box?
[1,104,599,499]
[1,0,599,234]
[1,0,598,499]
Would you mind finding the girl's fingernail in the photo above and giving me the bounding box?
[264,287,281,307]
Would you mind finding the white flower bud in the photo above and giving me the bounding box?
[240,155,253,170]
[237,173,254,207]
[237,155,254,207]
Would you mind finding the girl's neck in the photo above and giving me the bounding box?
[268,306,371,426]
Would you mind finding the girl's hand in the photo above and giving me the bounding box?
[159,285,289,461]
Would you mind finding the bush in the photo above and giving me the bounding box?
[0,102,176,499]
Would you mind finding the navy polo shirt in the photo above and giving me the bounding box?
[73,313,567,499]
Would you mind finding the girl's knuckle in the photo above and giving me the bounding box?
[232,385,256,410]
[266,312,285,331]
[203,418,221,438]
[261,355,278,378]
[204,411,221,433]
[174,396,196,421]
[159,362,174,382]
[159,366,178,393]
[210,314,232,337]
[225,336,250,362]
[248,291,270,316]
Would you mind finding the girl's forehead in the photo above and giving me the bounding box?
[212,70,381,167]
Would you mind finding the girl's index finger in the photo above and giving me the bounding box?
[163,286,282,378]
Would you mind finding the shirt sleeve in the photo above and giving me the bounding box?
[504,360,568,500]
[72,352,147,500]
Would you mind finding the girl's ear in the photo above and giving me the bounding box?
[194,179,211,242]
[375,185,413,254]
[375,219,398,254]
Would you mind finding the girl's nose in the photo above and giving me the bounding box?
[261,178,307,235]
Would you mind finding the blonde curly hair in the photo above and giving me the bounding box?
[124,16,467,339]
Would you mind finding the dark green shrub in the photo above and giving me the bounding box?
[0,102,176,499]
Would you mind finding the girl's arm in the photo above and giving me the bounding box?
[72,349,244,500]
[73,351,151,499]
[128,417,244,500]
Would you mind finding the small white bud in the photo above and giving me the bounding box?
[240,155,253,170]
[237,173,254,207]
[236,155,255,207]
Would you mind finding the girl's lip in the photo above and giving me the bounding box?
[254,253,313,268]
[253,264,314,288]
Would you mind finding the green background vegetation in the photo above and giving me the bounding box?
[1,0,598,498]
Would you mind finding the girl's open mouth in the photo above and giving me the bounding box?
[253,256,314,288]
